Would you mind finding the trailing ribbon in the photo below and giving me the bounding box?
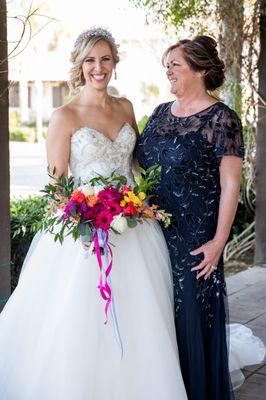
[93,228,124,358]
[93,229,112,324]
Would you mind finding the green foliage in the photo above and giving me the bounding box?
[9,113,37,142]
[138,115,149,133]
[89,171,128,188]
[9,127,47,142]
[135,164,161,195]
[9,111,20,128]
[9,127,33,142]
[131,0,211,29]
[11,196,47,238]
[10,196,48,291]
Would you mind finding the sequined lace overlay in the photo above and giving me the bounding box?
[137,101,244,325]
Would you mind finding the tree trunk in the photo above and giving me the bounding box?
[0,0,11,311]
[217,0,244,116]
[255,0,266,265]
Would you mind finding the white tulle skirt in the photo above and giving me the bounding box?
[228,323,266,389]
[0,221,188,400]
[0,221,265,399]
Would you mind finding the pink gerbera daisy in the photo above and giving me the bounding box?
[107,201,122,216]
[94,210,113,231]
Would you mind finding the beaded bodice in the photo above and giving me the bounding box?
[69,123,136,185]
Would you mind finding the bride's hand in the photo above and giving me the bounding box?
[190,239,225,280]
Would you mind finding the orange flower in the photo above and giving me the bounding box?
[86,195,98,207]
[71,190,85,204]
[145,209,155,218]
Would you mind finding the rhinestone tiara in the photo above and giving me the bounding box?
[74,27,117,48]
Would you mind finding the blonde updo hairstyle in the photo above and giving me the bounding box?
[69,28,119,94]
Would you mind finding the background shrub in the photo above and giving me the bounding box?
[9,127,34,142]
[137,115,149,133]
[10,196,47,291]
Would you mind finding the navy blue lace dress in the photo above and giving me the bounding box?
[137,101,244,400]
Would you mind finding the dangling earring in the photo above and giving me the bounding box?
[114,69,117,80]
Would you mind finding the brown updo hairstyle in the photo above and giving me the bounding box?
[162,36,225,91]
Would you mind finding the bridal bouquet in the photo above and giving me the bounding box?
[39,165,171,327]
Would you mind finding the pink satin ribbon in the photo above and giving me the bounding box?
[93,230,113,324]
[93,228,124,357]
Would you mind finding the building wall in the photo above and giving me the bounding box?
[9,81,69,124]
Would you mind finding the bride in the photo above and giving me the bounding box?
[0,28,188,400]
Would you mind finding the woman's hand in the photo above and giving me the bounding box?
[190,238,225,280]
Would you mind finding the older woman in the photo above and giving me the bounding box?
[137,36,244,400]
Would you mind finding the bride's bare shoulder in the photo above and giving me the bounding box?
[113,96,139,134]
[47,102,77,138]
[50,103,76,126]
[113,97,136,120]
[115,96,134,110]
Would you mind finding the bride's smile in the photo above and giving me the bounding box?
[82,40,115,89]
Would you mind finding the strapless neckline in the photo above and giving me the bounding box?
[69,121,136,186]
[71,122,135,144]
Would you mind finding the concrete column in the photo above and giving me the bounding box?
[35,77,44,143]
[19,73,29,124]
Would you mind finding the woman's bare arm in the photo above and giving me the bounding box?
[213,156,243,244]
[191,156,243,279]
[46,108,72,181]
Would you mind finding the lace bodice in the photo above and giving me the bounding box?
[69,123,136,185]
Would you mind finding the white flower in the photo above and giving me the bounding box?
[78,184,95,196]
[111,214,128,234]
[93,185,104,195]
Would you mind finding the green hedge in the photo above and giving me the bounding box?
[9,127,48,142]
[9,127,34,142]
[11,196,47,291]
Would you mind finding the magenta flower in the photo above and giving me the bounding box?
[81,203,103,221]
[94,210,113,231]
[107,200,122,216]
[79,201,89,214]
[64,200,77,217]
[107,187,123,202]
[98,189,114,203]
[81,208,95,221]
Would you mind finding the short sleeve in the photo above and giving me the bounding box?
[150,102,169,119]
[213,107,245,159]
[141,102,169,136]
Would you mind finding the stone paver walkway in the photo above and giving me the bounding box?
[227,266,266,399]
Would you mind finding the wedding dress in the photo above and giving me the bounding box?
[0,123,188,400]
